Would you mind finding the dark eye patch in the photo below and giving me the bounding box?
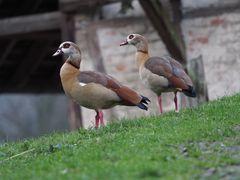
[63,43,70,48]
[129,34,134,39]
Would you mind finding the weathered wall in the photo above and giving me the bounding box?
[0,95,69,142]
[182,0,240,12]
[182,6,240,100]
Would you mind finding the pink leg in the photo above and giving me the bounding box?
[99,111,104,127]
[95,111,100,128]
[174,92,179,112]
[157,95,163,113]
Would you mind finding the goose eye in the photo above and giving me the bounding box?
[129,35,134,39]
[63,43,70,48]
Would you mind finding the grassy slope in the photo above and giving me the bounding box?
[0,95,239,180]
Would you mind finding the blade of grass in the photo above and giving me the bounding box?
[0,148,35,163]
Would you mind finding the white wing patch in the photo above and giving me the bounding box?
[79,82,87,86]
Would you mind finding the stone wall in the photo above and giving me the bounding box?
[0,95,69,142]
[182,3,240,100]
[182,0,240,12]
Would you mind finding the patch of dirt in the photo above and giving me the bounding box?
[202,165,240,179]
[202,168,216,177]
[181,129,240,179]
[233,124,240,132]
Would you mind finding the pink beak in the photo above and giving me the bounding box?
[120,40,128,46]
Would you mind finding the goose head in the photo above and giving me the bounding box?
[53,41,82,68]
[120,34,148,52]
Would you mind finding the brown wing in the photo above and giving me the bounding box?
[144,56,173,78]
[162,55,193,86]
[78,71,142,105]
[144,56,192,90]
[161,55,183,69]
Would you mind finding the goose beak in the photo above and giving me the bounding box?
[52,49,63,56]
[120,40,128,46]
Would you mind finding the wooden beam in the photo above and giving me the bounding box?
[1,30,61,41]
[75,16,144,30]
[68,102,83,129]
[60,13,75,41]
[170,0,183,35]
[0,12,61,37]
[139,0,186,63]
[60,12,83,129]
[1,78,62,93]
[59,0,119,12]
[86,27,106,72]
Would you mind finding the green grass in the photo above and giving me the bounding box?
[0,95,240,180]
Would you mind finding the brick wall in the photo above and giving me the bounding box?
[182,10,240,100]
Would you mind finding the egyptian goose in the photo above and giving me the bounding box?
[53,41,150,128]
[120,34,196,113]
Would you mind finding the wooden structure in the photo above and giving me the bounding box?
[0,0,62,93]
[139,0,186,63]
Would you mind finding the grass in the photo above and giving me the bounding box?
[0,94,240,180]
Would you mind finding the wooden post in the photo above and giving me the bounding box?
[68,100,83,129]
[86,28,107,72]
[85,25,116,123]
[180,55,209,108]
[60,13,83,129]
[188,55,209,106]
[139,0,186,63]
